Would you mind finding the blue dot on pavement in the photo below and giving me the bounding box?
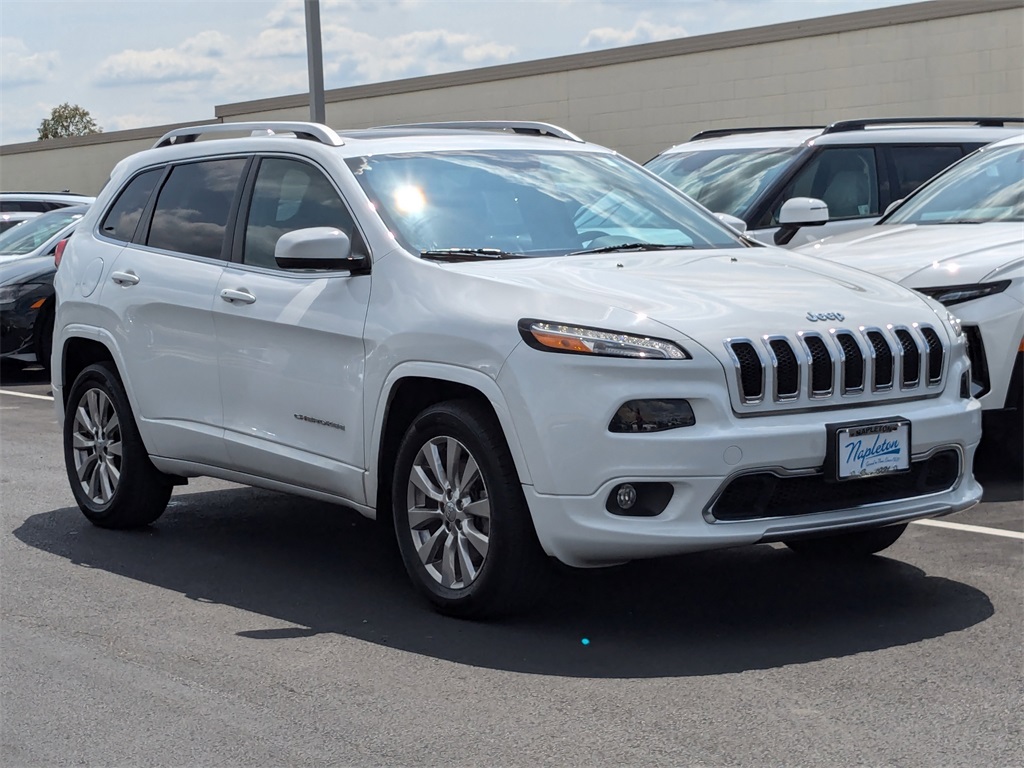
[581,638,590,646]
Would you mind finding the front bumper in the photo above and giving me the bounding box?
[499,341,981,567]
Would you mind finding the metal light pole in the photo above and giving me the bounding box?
[305,0,326,123]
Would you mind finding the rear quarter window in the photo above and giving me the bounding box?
[100,169,163,242]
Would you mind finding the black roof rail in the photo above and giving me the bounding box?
[153,122,345,148]
[689,126,822,141]
[821,117,1024,134]
[373,121,584,143]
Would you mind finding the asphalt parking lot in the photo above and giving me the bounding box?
[1,361,1021,767]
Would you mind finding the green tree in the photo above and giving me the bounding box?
[37,103,102,140]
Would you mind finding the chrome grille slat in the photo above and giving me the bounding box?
[725,324,946,409]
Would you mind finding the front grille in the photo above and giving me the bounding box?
[804,335,833,395]
[709,449,960,521]
[835,332,865,392]
[894,329,921,387]
[866,330,894,389]
[920,327,944,385]
[963,325,989,398]
[726,324,947,409]
[769,339,799,398]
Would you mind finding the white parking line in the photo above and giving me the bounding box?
[913,519,1024,540]
[0,389,53,402]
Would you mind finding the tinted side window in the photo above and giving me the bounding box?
[889,146,963,198]
[0,201,48,212]
[101,169,162,242]
[768,147,879,224]
[147,159,247,259]
[242,157,357,269]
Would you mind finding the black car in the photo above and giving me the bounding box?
[0,205,88,369]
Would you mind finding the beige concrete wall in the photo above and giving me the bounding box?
[2,0,1020,195]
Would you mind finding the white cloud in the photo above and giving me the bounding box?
[0,37,60,88]
[180,31,232,58]
[581,20,688,50]
[95,46,223,86]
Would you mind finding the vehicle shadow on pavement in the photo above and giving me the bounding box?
[14,486,994,679]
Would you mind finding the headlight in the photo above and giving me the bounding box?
[519,320,690,359]
[0,283,44,304]
[916,280,1011,307]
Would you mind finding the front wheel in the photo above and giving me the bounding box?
[783,523,907,558]
[391,400,547,618]
[63,362,172,528]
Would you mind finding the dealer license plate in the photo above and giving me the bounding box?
[830,420,911,481]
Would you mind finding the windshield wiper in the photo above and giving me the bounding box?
[932,219,988,225]
[420,247,526,262]
[570,242,695,255]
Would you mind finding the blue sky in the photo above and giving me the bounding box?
[1,0,915,145]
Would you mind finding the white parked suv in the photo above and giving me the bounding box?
[53,121,982,617]
[799,134,1024,464]
[645,118,1022,247]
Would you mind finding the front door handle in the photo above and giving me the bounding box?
[220,288,256,305]
[110,270,140,286]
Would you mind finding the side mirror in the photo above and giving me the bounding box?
[714,212,747,233]
[775,197,829,246]
[274,227,366,272]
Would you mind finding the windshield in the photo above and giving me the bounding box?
[0,209,84,256]
[645,147,802,217]
[346,149,742,257]
[886,143,1024,224]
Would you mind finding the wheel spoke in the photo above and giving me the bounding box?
[456,533,478,583]
[107,439,122,459]
[441,534,458,587]
[77,452,98,482]
[416,526,446,565]
[105,456,121,485]
[72,433,96,450]
[410,466,444,501]
[75,405,96,436]
[463,521,489,558]
[105,413,120,437]
[445,437,462,492]
[424,442,447,490]
[86,390,103,432]
[408,506,442,530]
[459,455,480,495]
[98,462,114,502]
[462,497,490,521]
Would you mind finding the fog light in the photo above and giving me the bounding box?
[605,482,673,517]
[615,483,637,510]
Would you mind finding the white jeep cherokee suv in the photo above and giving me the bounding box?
[53,121,981,617]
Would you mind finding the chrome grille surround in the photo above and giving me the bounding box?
[725,323,947,412]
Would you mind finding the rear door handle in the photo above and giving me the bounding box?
[220,288,256,305]
[110,270,140,286]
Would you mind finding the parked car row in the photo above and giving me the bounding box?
[46,119,996,617]
[0,204,90,370]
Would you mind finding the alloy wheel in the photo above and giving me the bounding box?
[405,436,491,589]
[71,387,122,505]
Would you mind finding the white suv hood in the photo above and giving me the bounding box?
[797,223,1024,286]
[444,248,940,343]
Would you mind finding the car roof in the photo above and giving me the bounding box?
[660,118,1023,155]
[0,192,95,202]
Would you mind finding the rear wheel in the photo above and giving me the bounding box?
[392,400,547,618]
[63,362,172,528]
[783,523,907,558]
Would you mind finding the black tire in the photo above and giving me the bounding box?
[391,399,548,618]
[32,299,54,372]
[63,361,172,528]
[783,523,908,558]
